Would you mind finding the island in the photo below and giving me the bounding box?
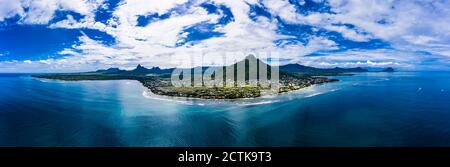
[34,55,375,99]
[382,67,395,72]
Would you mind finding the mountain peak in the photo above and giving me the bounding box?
[131,64,150,73]
[135,64,150,70]
[244,54,258,60]
[96,67,124,73]
[150,67,161,70]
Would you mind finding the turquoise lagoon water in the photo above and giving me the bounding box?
[0,72,449,146]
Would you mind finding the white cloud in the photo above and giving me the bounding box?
[0,0,104,24]
[45,0,321,69]
[1,0,450,72]
[402,35,438,45]
[49,14,108,30]
[0,0,25,22]
[0,51,9,57]
[110,0,188,27]
[39,59,52,65]
[329,0,450,56]
[260,0,450,56]
[295,48,450,71]
[262,0,298,23]
[323,24,371,42]
[317,61,400,67]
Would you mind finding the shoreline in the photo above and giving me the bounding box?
[140,80,342,106]
[32,75,339,100]
[140,77,339,99]
[141,82,317,101]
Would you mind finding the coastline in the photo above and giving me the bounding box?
[32,67,342,99]
[32,74,340,100]
[140,79,343,106]
[141,80,331,101]
[140,76,339,99]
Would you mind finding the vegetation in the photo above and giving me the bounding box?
[33,55,388,99]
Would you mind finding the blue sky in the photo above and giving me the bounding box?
[0,0,450,72]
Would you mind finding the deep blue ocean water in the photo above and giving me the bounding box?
[0,72,449,146]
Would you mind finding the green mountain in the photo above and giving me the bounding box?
[34,55,372,82]
[95,68,126,74]
[90,55,369,76]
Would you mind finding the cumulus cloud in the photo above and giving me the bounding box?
[51,0,343,68]
[0,0,104,24]
[329,0,450,56]
[260,0,450,57]
[0,0,450,72]
[0,0,25,22]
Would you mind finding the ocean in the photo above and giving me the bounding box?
[0,72,449,146]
